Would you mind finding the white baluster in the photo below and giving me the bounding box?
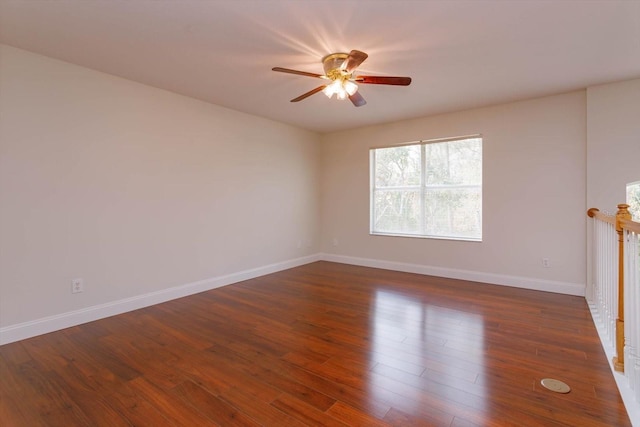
[629,231,640,403]
[624,230,634,388]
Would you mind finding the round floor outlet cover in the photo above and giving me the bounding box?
[541,378,571,393]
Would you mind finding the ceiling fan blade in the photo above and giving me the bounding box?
[272,67,325,79]
[291,85,327,102]
[343,50,368,73]
[349,91,366,107]
[355,75,412,86]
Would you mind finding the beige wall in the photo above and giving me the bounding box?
[585,78,640,299]
[0,45,321,329]
[587,78,640,212]
[320,92,587,293]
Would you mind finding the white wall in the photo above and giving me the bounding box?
[585,78,640,300]
[0,45,321,334]
[320,92,587,295]
[587,78,640,212]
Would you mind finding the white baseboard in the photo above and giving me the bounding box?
[0,254,322,345]
[321,253,585,297]
[0,253,585,346]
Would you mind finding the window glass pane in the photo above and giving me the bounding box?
[374,145,421,187]
[627,181,640,221]
[373,190,421,234]
[425,138,481,185]
[424,188,482,239]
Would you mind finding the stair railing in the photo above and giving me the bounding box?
[588,204,640,403]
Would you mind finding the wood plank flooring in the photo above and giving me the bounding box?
[0,261,631,426]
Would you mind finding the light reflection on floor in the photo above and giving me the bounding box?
[367,288,487,417]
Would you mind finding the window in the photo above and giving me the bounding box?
[370,136,482,241]
[627,181,640,221]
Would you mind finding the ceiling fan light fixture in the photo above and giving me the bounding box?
[323,79,342,98]
[323,78,358,100]
[344,80,358,96]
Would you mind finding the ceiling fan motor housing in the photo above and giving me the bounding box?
[322,53,350,78]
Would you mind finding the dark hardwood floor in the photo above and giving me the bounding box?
[0,261,630,426]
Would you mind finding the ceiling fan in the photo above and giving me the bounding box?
[272,50,411,107]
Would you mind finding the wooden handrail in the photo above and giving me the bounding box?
[620,217,640,234]
[587,207,616,225]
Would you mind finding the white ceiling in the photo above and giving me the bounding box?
[1,0,639,133]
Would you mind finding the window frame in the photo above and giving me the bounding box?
[369,135,483,242]
[627,181,640,222]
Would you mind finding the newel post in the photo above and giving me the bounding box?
[613,204,632,372]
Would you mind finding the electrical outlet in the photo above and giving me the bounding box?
[542,258,550,268]
[71,278,84,293]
